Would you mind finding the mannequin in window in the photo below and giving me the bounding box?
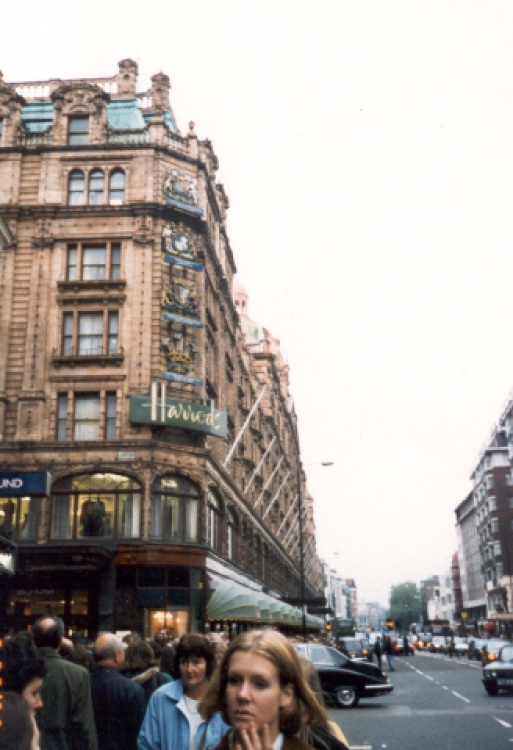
[90,497,106,536]
[80,500,94,536]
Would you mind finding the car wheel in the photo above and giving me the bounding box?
[335,687,359,708]
[485,686,499,696]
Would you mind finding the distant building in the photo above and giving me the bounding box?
[455,492,485,628]
[456,393,513,629]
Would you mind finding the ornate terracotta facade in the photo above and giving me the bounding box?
[0,60,322,637]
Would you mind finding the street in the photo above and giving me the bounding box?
[329,651,513,749]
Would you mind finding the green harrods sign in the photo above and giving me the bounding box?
[130,383,227,438]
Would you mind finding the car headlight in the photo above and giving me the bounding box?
[487,671,497,678]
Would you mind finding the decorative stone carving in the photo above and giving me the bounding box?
[151,72,171,115]
[117,59,138,97]
[163,169,198,207]
[0,71,25,146]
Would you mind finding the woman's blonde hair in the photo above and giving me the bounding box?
[199,629,327,736]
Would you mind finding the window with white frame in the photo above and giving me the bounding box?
[66,242,121,281]
[56,391,117,441]
[68,169,125,205]
[61,311,119,356]
[109,169,125,203]
[68,170,85,205]
[88,169,105,205]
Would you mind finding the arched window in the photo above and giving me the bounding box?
[109,169,125,204]
[68,170,85,205]
[206,488,222,552]
[88,169,105,205]
[51,473,141,540]
[150,475,200,543]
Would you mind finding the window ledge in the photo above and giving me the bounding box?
[58,280,126,293]
[52,353,124,368]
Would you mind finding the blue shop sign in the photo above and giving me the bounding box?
[0,471,51,497]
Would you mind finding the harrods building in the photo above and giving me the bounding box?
[0,60,323,638]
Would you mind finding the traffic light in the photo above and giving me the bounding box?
[386,619,393,630]
[326,622,332,632]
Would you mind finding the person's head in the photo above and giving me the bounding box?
[32,615,65,650]
[174,634,216,698]
[200,630,327,743]
[0,692,35,750]
[93,633,125,670]
[123,640,156,672]
[4,636,46,713]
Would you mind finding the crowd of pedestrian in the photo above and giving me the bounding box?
[1,618,350,750]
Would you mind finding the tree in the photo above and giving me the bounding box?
[388,582,422,632]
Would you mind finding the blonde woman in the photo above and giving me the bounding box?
[200,629,347,750]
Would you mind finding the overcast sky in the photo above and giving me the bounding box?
[5,0,513,605]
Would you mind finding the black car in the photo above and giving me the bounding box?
[483,643,513,695]
[294,642,394,708]
[337,637,370,661]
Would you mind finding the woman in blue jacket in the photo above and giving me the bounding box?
[138,634,229,750]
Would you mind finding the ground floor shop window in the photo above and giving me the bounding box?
[149,608,189,639]
[150,475,200,543]
[8,588,88,617]
[0,495,39,542]
[51,473,141,540]
[116,564,205,636]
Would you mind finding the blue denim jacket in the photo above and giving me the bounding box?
[137,679,229,750]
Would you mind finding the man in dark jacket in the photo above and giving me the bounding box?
[90,633,146,750]
[33,615,98,750]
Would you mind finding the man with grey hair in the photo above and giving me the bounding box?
[33,615,98,750]
[90,633,145,750]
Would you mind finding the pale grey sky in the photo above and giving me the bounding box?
[5,0,513,604]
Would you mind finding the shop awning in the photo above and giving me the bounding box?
[207,579,324,629]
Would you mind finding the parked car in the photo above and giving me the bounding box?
[429,636,447,654]
[337,637,370,661]
[294,642,394,708]
[483,643,513,696]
